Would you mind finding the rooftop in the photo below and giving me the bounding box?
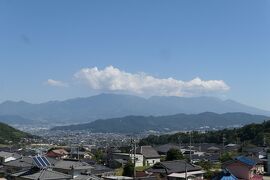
[136,146,160,159]
[147,160,202,174]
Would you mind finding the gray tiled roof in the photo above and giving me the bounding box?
[136,146,160,159]
[4,156,58,168]
[20,169,72,180]
[54,160,93,170]
[154,144,180,154]
[3,157,34,168]
[90,164,114,175]
[73,175,102,180]
[147,160,202,174]
[0,151,20,159]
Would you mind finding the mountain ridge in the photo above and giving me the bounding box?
[51,112,270,133]
[0,94,269,125]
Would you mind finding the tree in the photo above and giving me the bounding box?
[166,148,184,161]
[93,149,105,164]
[219,152,233,163]
[197,160,212,171]
[122,160,134,177]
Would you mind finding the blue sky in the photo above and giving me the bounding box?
[0,0,270,110]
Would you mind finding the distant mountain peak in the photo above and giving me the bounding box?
[0,93,269,126]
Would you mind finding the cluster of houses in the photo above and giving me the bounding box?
[107,144,268,179]
[0,148,113,180]
[0,143,269,180]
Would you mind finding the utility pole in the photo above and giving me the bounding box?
[130,138,136,179]
[133,139,136,180]
[263,135,266,147]
[189,132,192,162]
[222,134,226,152]
[185,161,187,180]
[77,145,79,160]
[178,136,181,149]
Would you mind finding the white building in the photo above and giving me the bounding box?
[111,153,144,167]
[136,146,160,166]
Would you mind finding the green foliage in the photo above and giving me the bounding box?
[196,160,212,171]
[93,149,105,164]
[122,160,134,177]
[195,160,220,179]
[166,148,184,161]
[0,122,31,144]
[203,170,220,179]
[140,120,270,147]
[219,152,233,163]
[115,168,124,176]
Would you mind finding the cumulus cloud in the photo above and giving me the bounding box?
[45,79,68,87]
[74,66,230,97]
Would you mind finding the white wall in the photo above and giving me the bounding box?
[132,154,144,167]
[144,158,160,166]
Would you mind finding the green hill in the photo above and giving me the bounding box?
[139,120,270,147]
[0,122,32,144]
[52,112,269,133]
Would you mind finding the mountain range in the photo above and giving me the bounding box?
[52,112,270,133]
[0,93,269,126]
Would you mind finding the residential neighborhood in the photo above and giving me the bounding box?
[1,137,270,180]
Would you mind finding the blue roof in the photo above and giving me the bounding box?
[235,156,256,166]
[219,169,238,180]
[221,176,238,180]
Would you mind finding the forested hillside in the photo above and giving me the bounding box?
[139,120,270,146]
[0,122,32,144]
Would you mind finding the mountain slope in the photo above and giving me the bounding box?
[0,122,32,144]
[0,115,34,125]
[0,94,269,124]
[139,120,270,147]
[52,112,270,133]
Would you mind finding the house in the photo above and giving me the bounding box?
[192,143,222,153]
[46,148,69,159]
[223,156,263,180]
[3,157,34,174]
[73,174,102,180]
[225,144,240,152]
[213,169,238,180]
[3,156,57,175]
[10,168,72,180]
[189,154,206,164]
[243,147,267,159]
[207,146,221,154]
[0,151,20,164]
[90,164,115,177]
[154,144,181,155]
[135,171,159,179]
[69,151,89,160]
[110,153,144,168]
[103,176,133,180]
[52,159,93,178]
[204,153,220,163]
[146,160,205,179]
[136,146,160,166]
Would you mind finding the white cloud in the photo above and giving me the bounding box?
[45,79,68,87]
[74,66,230,97]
